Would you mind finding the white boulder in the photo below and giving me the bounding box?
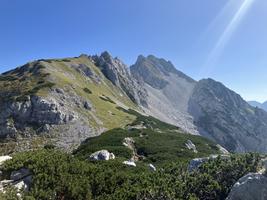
[123,160,136,167]
[89,150,115,161]
[0,156,12,166]
[148,164,156,171]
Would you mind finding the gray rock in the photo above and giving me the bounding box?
[188,155,230,172]
[188,157,210,172]
[13,175,32,192]
[84,101,92,110]
[10,168,31,181]
[0,95,77,138]
[0,168,32,195]
[185,140,198,153]
[216,144,230,154]
[89,150,115,161]
[226,173,267,200]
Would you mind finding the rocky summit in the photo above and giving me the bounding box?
[1,52,267,154]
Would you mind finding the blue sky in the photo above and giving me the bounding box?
[0,0,266,102]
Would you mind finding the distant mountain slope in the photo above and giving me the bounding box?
[130,55,198,135]
[189,79,267,152]
[248,100,267,111]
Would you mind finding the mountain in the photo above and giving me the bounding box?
[0,53,142,152]
[248,100,267,111]
[131,55,267,152]
[189,79,267,152]
[1,52,267,153]
[130,55,198,135]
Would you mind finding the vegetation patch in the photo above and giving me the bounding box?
[99,95,116,104]
[1,149,260,200]
[83,87,92,94]
[0,62,55,103]
[74,108,220,165]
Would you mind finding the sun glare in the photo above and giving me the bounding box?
[202,0,255,76]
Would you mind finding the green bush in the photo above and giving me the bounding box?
[83,87,92,94]
[1,149,260,200]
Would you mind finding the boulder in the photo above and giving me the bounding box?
[123,160,136,167]
[89,150,115,161]
[148,164,156,171]
[84,101,92,110]
[10,168,31,181]
[226,173,267,200]
[216,144,230,154]
[13,175,32,192]
[0,168,32,195]
[188,155,230,172]
[185,140,197,153]
[0,156,12,166]
[188,157,210,172]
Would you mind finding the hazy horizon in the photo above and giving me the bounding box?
[0,0,266,102]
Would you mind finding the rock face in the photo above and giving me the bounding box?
[0,95,76,138]
[89,150,115,161]
[226,173,267,200]
[92,52,147,106]
[188,78,267,152]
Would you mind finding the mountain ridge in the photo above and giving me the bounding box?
[1,52,267,153]
[248,100,267,111]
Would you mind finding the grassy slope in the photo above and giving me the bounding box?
[0,56,139,154]
[0,56,138,130]
[41,56,138,130]
[74,108,220,166]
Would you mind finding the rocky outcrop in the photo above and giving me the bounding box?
[185,140,198,153]
[216,144,230,154]
[89,150,115,161]
[71,62,101,84]
[226,173,267,200]
[0,95,77,138]
[92,52,147,106]
[0,169,32,194]
[189,78,267,152]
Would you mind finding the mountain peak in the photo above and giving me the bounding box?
[130,54,195,89]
